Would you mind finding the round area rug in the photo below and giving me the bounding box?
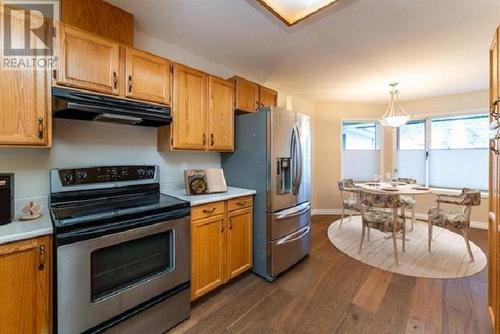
[327,216,487,279]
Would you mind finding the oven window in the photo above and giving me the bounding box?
[91,231,173,301]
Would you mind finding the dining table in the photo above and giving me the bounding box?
[355,181,432,196]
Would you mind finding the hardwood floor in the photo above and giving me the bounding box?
[170,215,492,334]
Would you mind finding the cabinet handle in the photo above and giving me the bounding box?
[202,207,216,214]
[38,244,46,271]
[203,133,206,145]
[37,117,44,139]
[237,201,246,207]
[113,71,118,89]
[221,219,224,233]
[229,218,233,230]
[255,101,260,109]
[210,133,215,146]
[128,75,133,93]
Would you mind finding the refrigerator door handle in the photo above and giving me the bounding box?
[276,225,311,245]
[294,122,303,195]
[290,125,297,194]
[291,124,302,195]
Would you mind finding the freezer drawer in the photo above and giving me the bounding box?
[268,224,311,278]
[268,202,311,240]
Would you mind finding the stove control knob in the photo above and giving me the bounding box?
[63,172,74,184]
[146,168,155,178]
[77,170,87,180]
[137,168,146,178]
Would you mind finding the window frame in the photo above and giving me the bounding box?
[341,120,383,182]
[396,112,488,191]
[341,121,382,151]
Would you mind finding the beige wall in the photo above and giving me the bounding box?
[312,90,489,225]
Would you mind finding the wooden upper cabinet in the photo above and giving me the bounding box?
[56,24,120,95]
[125,48,171,105]
[170,64,207,150]
[60,0,134,46]
[191,214,225,300]
[227,207,253,280]
[208,76,234,151]
[0,7,51,147]
[260,86,278,108]
[0,236,51,334]
[234,76,260,113]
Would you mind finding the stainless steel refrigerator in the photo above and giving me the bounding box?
[222,107,311,281]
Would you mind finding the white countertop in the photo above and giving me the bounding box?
[164,187,257,206]
[0,214,53,245]
[0,187,256,244]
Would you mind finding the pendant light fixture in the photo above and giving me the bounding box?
[380,83,411,128]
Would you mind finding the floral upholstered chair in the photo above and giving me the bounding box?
[337,179,360,229]
[398,177,417,231]
[428,188,481,262]
[359,192,406,265]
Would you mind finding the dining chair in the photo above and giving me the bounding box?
[427,188,481,262]
[358,192,406,265]
[337,179,360,229]
[398,177,417,231]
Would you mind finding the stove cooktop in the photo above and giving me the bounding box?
[51,192,189,228]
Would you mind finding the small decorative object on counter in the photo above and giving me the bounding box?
[184,170,208,195]
[20,201,42,220]
[205,168,228,193]
[184,168,228,195]
[0,173,14,225]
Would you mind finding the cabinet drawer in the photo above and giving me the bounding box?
[192,201,225,220]
[227,196,253,212]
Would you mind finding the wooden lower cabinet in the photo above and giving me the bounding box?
[190,197,253,301]
[0,236,51,334]
[227,207,253,279]
[191,214,225,300]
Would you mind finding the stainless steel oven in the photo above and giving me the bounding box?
[50,166,191,334]
[57,216,189,333]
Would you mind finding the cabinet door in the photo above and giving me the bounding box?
[191,215,225,300]
[260,86,278,108]
[0,9,51,146]
[171,64,208,150]
[208,76,234,151]
[227,207,253,279]
[125,48,171,105]
[0,236,51,334]
[234,76,260,113]
[490,27,500,332]
[57,24,120,95]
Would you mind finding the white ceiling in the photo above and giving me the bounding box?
[108,0,499,103]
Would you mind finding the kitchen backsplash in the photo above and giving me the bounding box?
[0,118,220,200]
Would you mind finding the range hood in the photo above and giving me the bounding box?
[52,87,171,127]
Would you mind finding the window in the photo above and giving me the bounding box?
[396,120,426,184]
[342,121,381,181]
[397,114,488,190]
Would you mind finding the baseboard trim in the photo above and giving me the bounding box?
[311,208,488,230]
[311,208,344,215]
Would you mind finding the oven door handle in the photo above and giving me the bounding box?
[57,208,191,245]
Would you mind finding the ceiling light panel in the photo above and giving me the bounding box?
[257,0,338,25]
